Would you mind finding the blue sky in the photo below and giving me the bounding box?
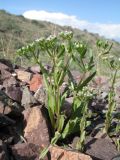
[1,0,120,40]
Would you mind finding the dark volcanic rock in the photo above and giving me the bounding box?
[34,86,46,105]
[11,143,46,160]
[0,140,9,160]
[85,137,119,160]
[21,87,37,108]
[0,70,12,81]
[6,86,22,103]
[0,114,15,128]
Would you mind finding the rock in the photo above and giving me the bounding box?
[21,87,37,108]
[0,114,15,127]
[85,137,119,160]
[62,97,73,117]
[0,85,3,90]
[30,65,41,73]
[112,155,120,160]
[34,86,46,105]
[90,91,108,112]
[16,70,32,83]
[3,76,18,88]
[0,90,13,106]
[29,74,43,92]
[0,62,10,71]
[0,70,12,81]
[0,90,20,115]
[0,140,9,160]
[24,106,50,147]
[12,143,46,160]
[70,136,80,149]
[92,76,109,91]
[0,90,22,115]
[6,86,22,103]
[50,145,92,160]
[0,101,11,114]
[0,59,13,70]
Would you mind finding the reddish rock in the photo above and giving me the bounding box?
[50,145,92,160]
[12,143,47,160]
[29,74,43,92]
[16,70,32,83]
[24,106,50,148]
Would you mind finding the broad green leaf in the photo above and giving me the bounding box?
[61,118,79,139]
[57,115,65,133]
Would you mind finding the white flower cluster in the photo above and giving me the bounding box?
[78,86,93,99]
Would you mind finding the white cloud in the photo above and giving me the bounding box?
[23,10,120,40]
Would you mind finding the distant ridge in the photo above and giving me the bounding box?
[0,9,120,61]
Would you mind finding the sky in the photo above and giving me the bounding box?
[1,0,120,40]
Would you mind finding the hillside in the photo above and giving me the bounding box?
[0,10,120,65]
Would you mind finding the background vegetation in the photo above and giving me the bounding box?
[0,10,120,74]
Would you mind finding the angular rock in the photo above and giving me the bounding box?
[3,76,17,88]
[12,143,45,160]
[0,70,12,81]
[0,140,9,160]
[0,85,3,90]
[0,90,22,116]
[0,62,10,71]
[112,155,120,160]
[30,65,41,73]
[62,97,73,117]
[21,87,37,108]
[85,137,119,160]
[16,70,32,83]
[29,74,43,92]
[34,86,46,105]
[0,101,11,114]
[24,106,50,147]
[0,59,13,70]
[0,90,13,106]
[50,145,92,160]
[6,86,22,102]
[0,114,15,127]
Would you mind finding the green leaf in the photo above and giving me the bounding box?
[58,45,65,58]
[77,71,96,91]
[39,146,50,160]
[80,131,85,143]
[61,118,79,139]
[51,131,61,144]
[57,115,65,133]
